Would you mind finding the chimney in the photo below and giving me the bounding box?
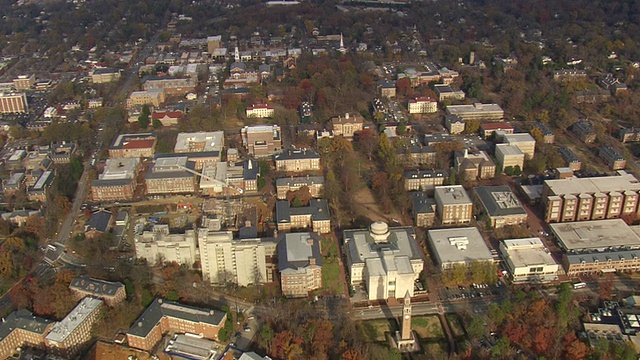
[273,229,278,238]
[245,220,252,228]
[309,257,316,266]
[345,113,349,119]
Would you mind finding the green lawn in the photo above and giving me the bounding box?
[358,319,399,342]
[412,315,444,339]
[319,237,344,295]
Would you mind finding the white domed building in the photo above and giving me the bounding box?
[344,222,424,301]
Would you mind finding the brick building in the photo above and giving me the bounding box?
[275,149,320,172]
[145,157,196,195]
[109,133,157,158]
[276,199,331,234]
[69,275,126,307]
[278,232,323,298]
[45,297,103,359]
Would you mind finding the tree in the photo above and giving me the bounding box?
[138,104,151,129]
[465,119,480,134]
[152,118,163,128]
[355,129,379,161]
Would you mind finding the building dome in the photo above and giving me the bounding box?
[370,221,390,242]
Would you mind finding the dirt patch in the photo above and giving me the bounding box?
[412,315,444,339]
[352,187,404,225]
[89,340,153,360]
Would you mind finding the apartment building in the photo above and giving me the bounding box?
[0,92,28,113]
[454,149,496,180]
[126,298,227,351]
[174,131,224,154]
[278,232,323,298]
[275,149,321,172]
[145,156,196,195]
[532,122,555,144]
[599,146,626,170]
[408,97,437,114]
[480,122,513,138]
[91,157,142,202]
[434,84,465,102]
[12,74,35,90]
[559,147,582,171]
[553,69,587,81]
[572,120,596,143]
[134,225,197,266]
[109,133,157,158]
[412,192,436,227]
[241,124,282,157]
[403,169,448,192]
[0,310,52,360]
[344,222,423,300]
[474,186,528,228]
[276,199,331,234]
[276,176,324,200]
[427,227,494,270]
[142,76,197,96]
[246,104,275,118]
[91,68,122,83]
[45,297,103,359]
[445,115,465,134]
[69,275,126,306]
[619,127,640,143]
[495,144,525,173]
[445,103,504,121]
[499,238,559,283]
[434,185,473,225]
[126,89,165,108]
[198,229,279,285]
[542,171,640,223]
[330,113,363,139]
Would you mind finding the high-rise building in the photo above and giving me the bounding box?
[0,92,28,113]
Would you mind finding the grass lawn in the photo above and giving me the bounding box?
[445,313,467,338]
[420,340,450,358]
[412,315,444,339]
[358,319,399,342]
[319,237,345,295]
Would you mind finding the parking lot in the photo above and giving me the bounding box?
[438,283,501,302]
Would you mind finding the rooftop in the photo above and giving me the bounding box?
[276,176,324,188]
[276,199,330,223]
[503,133,536,143]
[278,232,323,274]
[434,185,472,205]
[69,275,125,298]
[427,227,494,265]
[127,298,226,338]
[500,238,556,268]
[550,219,640,252]
[0,309,52,342]
[474,186,527,217]
[446,103,503,115]
[496,143,525,157]
[174,131,224,153]
[404,169,448,179]
[344,223,421,265]
[544,171,640,195]
[45,297,103,343]
[275,148,320,161]
[111,133,156,149]
[99,157,140,181]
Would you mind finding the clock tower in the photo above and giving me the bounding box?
[401,290,412,340]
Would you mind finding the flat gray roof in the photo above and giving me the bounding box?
[427,227,493,266]
[46,297,103,343]
[550,219,640,252]
[500,238,557,269]
[496,143,524,156]
[174,131,224,153]
[544,171,640,196]
[434,185,472,205]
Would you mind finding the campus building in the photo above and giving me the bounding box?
[45,297,103,359]
[0,92,28,113]
[276,176,324,200]
[91,157,142,202]
[344,222,423,301]
[434,185,473,225]
[198,229,279,286]
[427,227,494,270]
[109,133,157,158]
[69,276,126,306]
[145,156,196,195]
[0,310,52,360]
[241,125,282,157]
[278,232,323,298]
[404,169,448,192]
[134,225,197,266]
[445,103,504,121]
[275,149,321,172]
[126,298,227,351]
[276,199,331,234]
[542,171,640,223]
[474,186,528,228]
[499,238,559,283]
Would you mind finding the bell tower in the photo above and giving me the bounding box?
[401,290,412,340]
